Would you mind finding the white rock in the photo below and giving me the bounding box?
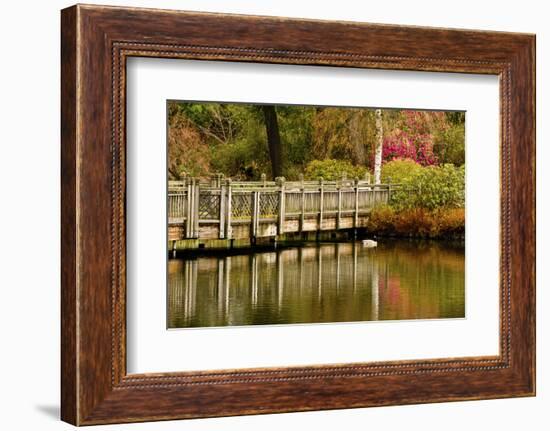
[362,239,378,248]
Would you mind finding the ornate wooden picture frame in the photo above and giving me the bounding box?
[61,4,535,425]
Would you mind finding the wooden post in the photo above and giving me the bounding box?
[277,177,285,235]
[337,175,343,229]
[261,173,267,188]
[193,180,200,238]
[353,241,358,294]
[256,191,261,238]
[219,182,225,239]
[387,176,392,204]
[185,178,193,238]
[299,173,305,232]
[226,179,232,239]
[319,177,324,231]
[354,177,359,229]
[251,190,259,240]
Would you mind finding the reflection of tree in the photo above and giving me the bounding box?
[371,258,379,320]
[376,241,465,320]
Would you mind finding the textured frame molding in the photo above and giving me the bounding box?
[61,4,535,425]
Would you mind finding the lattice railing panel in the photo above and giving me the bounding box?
[259,192,279,217]
[198,192,220,219]
[231,194,252,219]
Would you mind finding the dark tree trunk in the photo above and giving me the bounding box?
[261,105,283,178]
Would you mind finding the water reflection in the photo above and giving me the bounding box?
[167,240,465,328]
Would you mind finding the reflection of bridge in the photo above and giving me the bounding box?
[168,242,382,328]
[168,175,393,251]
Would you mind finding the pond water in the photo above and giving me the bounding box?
[167,240,465,329]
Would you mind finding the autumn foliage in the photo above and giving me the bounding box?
[366,207,465,239]
[167,102,466,239]
[167,102,465,181]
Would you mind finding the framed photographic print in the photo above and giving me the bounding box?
[61,4,535,425]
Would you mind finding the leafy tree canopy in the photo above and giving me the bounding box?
[168,102,465,181]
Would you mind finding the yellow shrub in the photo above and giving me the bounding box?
[367,207,465,239]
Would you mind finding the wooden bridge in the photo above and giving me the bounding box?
[168,174,394,252]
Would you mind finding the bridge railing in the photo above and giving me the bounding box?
[168,175,401,239]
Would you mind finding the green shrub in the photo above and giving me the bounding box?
[381,159,423,183]
[304,159,368,181]
[390,164,464,210]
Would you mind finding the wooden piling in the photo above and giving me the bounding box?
[193,180,200,237]
[337,176,343,229]
[219,183,225,239]
[251,190,259,240]
[185,179,192,238]
[319,178,324,231]
[226,179,232,239]
[277,177,285,235]
[299,174,305,232]
[354,177,359,229]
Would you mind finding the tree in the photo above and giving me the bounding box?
[167,103,211,179]
[311,108,376,166]
[171,102,242,146]
[433,115,465,166]
[373,109,383,184]
[261,105,283,178]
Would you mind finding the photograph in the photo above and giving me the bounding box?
[166,101,466,328]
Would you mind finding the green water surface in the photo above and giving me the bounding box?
[167,240,465,329]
